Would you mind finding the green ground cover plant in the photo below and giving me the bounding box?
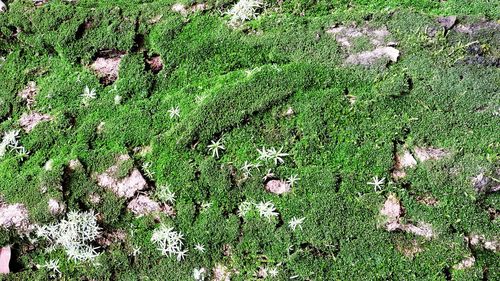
[0,0,498,280]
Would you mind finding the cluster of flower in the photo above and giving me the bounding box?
[151,225,187,261]
[226,0,263,26]
[36,211,101,262]
[0,130,28,158]
[238,200,279,221]
[257,146,290,165]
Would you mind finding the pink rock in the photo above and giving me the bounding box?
[127,195,161,217]
[96,155,147,198]
[0,246,10,274]
[18,81,37,108]
[19,112,52,132]
[265,180,291,195]
[413,146,449,162]
[0,202,31,233]
[90,55,123,85]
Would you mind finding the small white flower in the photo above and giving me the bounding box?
[193,267,207,281]
[194,243,205,253]
[151,225,186,261]
[207,139,225,158]
[262,169,275,181]
[168,106,180,118]
[256,201,279,221]
[288,217,305,231]
[114,95,122,105]
[227,0,263,26]
[257,146,289,165]
[131,246,142,257]
[287,174,300,187]
[268,267,278,277]
[81,86,97,106]
[42,259,61,275]
[238,200,254,217]
[267,147,289,165]
[156,184,176,204]
[176,249,188,261]
[256,146,269,161]
[367,176,385,192]
[201,202,212,211]
[142,162,155,179]
[195,95,207,104]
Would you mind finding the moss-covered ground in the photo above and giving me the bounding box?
[0,0,499,280]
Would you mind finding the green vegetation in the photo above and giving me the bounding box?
[0,0,498,280]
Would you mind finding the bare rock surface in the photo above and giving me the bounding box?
[19,112,52,132]
[327,25,400,65]
[265,179,291,194]
[96,155,147,198]
[413,146,449,162]
[0,202,31,233]
[18,81,38,108]
[380,194,435,239]
[453,256,475,270]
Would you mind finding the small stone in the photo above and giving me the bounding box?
[146,55,163,74]
[453,256,475,270]
[127,195,161,217]
[265,180,291,195]
[0,1,6,13]
[212,264,231,281]
[413,146,449,162]
[0,202,31,233]
[437,16,457,30]
[48,199,65,215]
[90,54,123,85]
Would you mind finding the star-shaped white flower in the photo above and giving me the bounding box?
[176,249,188,261]
[268,267,278,277]
[287,174,300,187]
[131,246,142,257]
[288,217,305,231]
[81,86,97,106]
[207,139,225,158]
[193,267,207,281]
[168,106,180,118]
[194,243,205,253]
[367,176,385,192]
[262,169,275,181]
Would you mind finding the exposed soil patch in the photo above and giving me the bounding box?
[127,195,175,217]
[395,239,424,258]
[19,112,52,132]
[380,194,435,239]
[326,24,399,65]
[18,81,38,109]
[171,3,207,16]
[90,50,125,85]
[96,229,126,247]
[145,55,163,74]
[96,154,148,198]
[413,146,450,162]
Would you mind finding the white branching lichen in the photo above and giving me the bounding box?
[151,224,187,261]
[36,210,101,262]
[226,0,263,26]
